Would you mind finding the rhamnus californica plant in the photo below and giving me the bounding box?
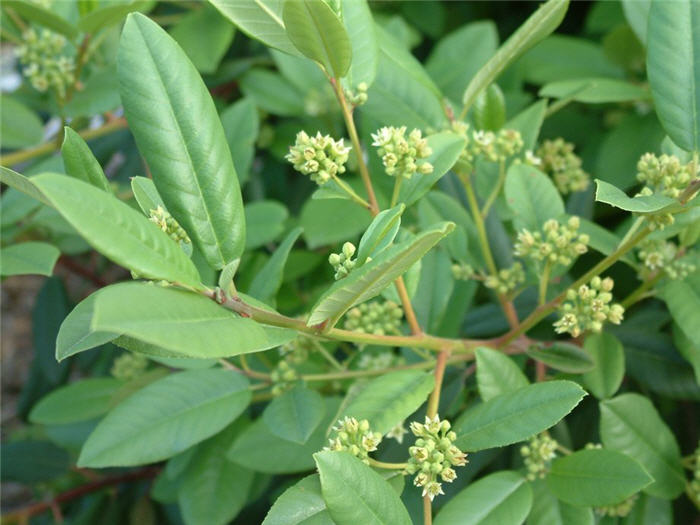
[636,239,696,280]
[595,494,639,518]
[637,153,694,199]
[554,276,624,337]
[470,129,524,163]
[536,138,590,194]
[484,262,525,295]
[328,242,356,279]
[520,433,557,480]
[149,206,191,244]
[325,417,382,464]
[405,416,467,501]
[515,217,589,267]
[286,131,351,186]
[343,300,403,335]
[371,126,433,179]
[344,81,368,106]
[451,262,474,281]
[110,352,148,381]
[16,28,75,99]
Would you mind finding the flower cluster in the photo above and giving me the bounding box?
[16,28,75,99]
[270,360,299,396]
[451,262,474,281]
[344,81,368,106]
[520,433,557,480]
[328,242,357,280]
[371,126,433,179]
[286,131,351,186]
[554,276,624,337]
[325,417,382,464]
[344,300,403,335]
[637,239,696,280]
[111,352,148,381]
[149,206,191,244]
[515,217,589,267]
[470,129,524,163]
[536,138,589,194]
[405,416,467,501]
[484,262,525,295]
[637,153,693,198]
[595,494,638,518]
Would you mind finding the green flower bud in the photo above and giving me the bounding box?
[520,433,557,480]
[536,138,589,194]
[554,276,624,337]
[372,126,433,179]
[286,131,350,186]
[111,352,149,381]
[324,417,382,464]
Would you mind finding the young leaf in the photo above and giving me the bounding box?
[434,471,532,525]
[78,369,250,467]
[338,370,435,434]
[0,242,59,277]
[61,127,111,192]
[307,222,454,327]
[130,176,165,215]
[314,451,412,525]
[526,343,595,374]
[32,174,202,288]
[263,385,326,444]
[118,13,245,269]
[475,347,529,401]
[29,378,123,425]
[90,282,295,359]
[581,333,625,399]
[262,474,333,525]
[282,0,351,78]
[504,164,565,231]
[341,0,377,88]
[356,204,404,265]
[594,179,681,214]
[0,167,52,207]
[56,291,117,361]
[461,0,569,112]
[453,381,586,451]
[600,393,685,498]
[473,83,506,131]
[249,227,303,306]
[647,0,700,151]
[547,449,653,507]
[1,95,43,149]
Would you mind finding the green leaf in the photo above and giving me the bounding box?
[118,13,245,269]
[434,471,532,525]
[56,291,117,361]
[246,200,289,249]
[418,191,476,265]
[89,282,295,359]
[307,222,454,327]
[0,167,52,207]
[221,97,259,184]
[473,84,506,131]
[539,78,650,103]
[78,369,250,467]
[548,449,653,507]
[600,393,685,498]
[262,474,334,525]
[78,0,149,33]
[577,217,635,266]
[1,441,71,484]
[661,273,700,347]
[240,68,305,116]
[249,227,302,306]
[622,493,672,525]
[208,0,301,56]
[526,343,595,374]
[314,451,411,525]
[3,0,78,39]
[356,204,404,265]
[341,0,377,88]
[61,127,111,192]
[647,0,700,151]
[263,385,326,444]
[32,276,70,383]
[0,95,43,149]
[338,370,434,434]
[475,347,529,401]
[622,0,650,45]
[282,0,351,78]
[130,176,165,214]
[504,164,565,231]
[32,174,201,288]
[170,4,234,74]
[0,242,59,277]
[581,332,625,399]
[29,378,123,425]
[526,479,594,525]
[461,0,569,112]
[177,423,253,525]
[453,380,586,452]
[506,100,547,152]
[594,179,681,214]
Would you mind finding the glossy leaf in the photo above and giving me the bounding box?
[506,99,547,152]
[356,204,404,265]
[79,369,250,467]
[504,164,565,231]
[453,381,586,451]
[526,479,594,525]
[314,451,411,525]
[307,222,454,327]
[473,84,506,131]
[341,0,377,88]
[61,127,111,192]
[262,474,333,525]
[475,347,529,401]
[221,97,259,184]
[526,342,594,374]
[78,1,149,33]
[581,333,625,399]
[1,95,43,149]
[539,78,650,103]
[434,471,532,525]
[661,274,700,347]
[600,393,685,498]
[32,174,202,288]
[118,13,245,269]
[56,291,117,361]
[622,0,651,45]
[548,449,652,507]
[170,4,234,74]
[3,0,78,39]
[131,176,165,215]
[594,179,681,214]
[0,167,52,207]
[246,200,289,249]
[0,242,59,277]
[249,227,302,306]
[29,378,122,425]
[263,385,325,444]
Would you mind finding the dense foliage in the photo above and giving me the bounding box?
[1,1,699,524]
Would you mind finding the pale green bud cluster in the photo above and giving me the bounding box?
[637,153,693,198]
[270,360,299,396]
[356,350,404,371]
[449,120,474,174]
[286,131,351,186]
[584,442,603,450]
[520,434,557,480]
[484,262,525,295]
[111,352,148,381]
[149,206,191,244]
[470,129,524,163]
[16,28,75,99]
[344,300,403,335]
[554,276,624,337]
[595,494,638,518]
[451,262,474,281]
[515,217,589,266]
[536,138,589,194]
[405,415,467,501]
[637,239,696,280]
[386,421,408,444]
[325,417,382,464]
[344,81,368,106]
[371,126,433,179]
[328,242,356,280]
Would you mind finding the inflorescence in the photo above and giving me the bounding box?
[16,28,75,99]
[536,138,589,194]
[371,126,433,179]
[344,300,403,335]
[515,217,589,267]
[325,417,382,465]
[328,242,357,280]
[286,131,351,186]
[520,433,557,481]
[554,276,624,337]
